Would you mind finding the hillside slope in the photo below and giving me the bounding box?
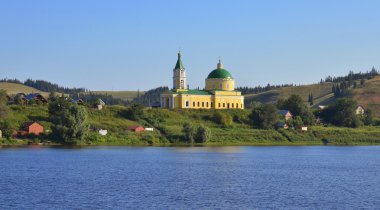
[244,83,334,105]
[89,91,143,101]
[352,76,380,116]
[0,82,50,97]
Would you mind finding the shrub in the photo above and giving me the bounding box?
[213,111,233,127]
[194,125,211,143]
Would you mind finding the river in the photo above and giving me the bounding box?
[1,146,380,209]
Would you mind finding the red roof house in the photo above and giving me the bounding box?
[19,122,44,136]
[127,125,145,133]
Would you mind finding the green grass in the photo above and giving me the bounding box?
[2,105,380,146]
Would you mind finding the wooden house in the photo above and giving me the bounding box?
[18,122,44,136]
[278,110,293,121]
[127,125,145,133]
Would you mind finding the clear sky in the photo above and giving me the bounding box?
[1,0,379,91]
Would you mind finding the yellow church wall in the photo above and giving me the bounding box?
[214,96,244,109]
[205,79,235,91]
[213,90,241,96]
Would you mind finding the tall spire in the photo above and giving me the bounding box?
[174,50,184,70]
[217,56,223,69]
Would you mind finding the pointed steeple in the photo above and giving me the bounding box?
[174,50,184,70]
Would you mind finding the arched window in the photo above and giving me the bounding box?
[219,83,223,89]
[180,80,184,89]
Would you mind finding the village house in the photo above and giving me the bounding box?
[72,98,84,105]
[18,122,44,136]
[96,99,106,110]
[25,93,48,104]
[127,125,145,133]
[278,110,293,121]
[356,105,365,115]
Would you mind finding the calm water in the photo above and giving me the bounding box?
[1,146,380,209]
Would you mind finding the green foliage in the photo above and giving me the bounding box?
[363,108,374,126]
[278,95,315,125]
[194,125,211,143]
[123,103,145,120]
[182,122,195,143]
[0,90,8,118]
[288,116,304,128]
[249,104,279,129]
[0,120,14,139]
[320,98,361,127]
[213,111,233,127]
[48,97,89,143]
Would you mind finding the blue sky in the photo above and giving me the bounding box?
[1,0,379,90]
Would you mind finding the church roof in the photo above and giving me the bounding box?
[207,60,233,79]
[207,68,233,79]
[174,51,184,70]
[179,90,212,95]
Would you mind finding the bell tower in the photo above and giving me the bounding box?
[173,51,187,91]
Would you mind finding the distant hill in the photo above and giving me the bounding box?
[0,82,50,97]
[352,76,380,117]
[88,91,144,101]
[244,83,334,105]
[244,76,380,117]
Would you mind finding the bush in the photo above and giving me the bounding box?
[0,120,14,140]
[249,104,279,129]
[194,125,211,143]
[213,111,233,127]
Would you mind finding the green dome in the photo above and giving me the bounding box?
[207,68,233,79]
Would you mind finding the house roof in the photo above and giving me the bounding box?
[127,125,144,130]
[24,93,46,101]
[21,122,43,129]
[278,110,292,116]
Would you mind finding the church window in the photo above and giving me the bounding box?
[220,83,223,89]
[180,80,184,89]
[218,103,221,107]
[206,102,209,107]
[193,102,195,107]
[223,103,225,108]
[232,103,234,108]
[211,102,213,108]
[202,102,204,107]
[198,102,200,107]
[227,103,230,108]
[236,103,238,108]
[186,101,189,107]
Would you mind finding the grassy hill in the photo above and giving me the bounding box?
[244,82,334,105]
[0,82,50,97]
[352,76,380,117]
[88,91,143,101]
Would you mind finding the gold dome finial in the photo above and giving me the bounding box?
[217,56,223,69]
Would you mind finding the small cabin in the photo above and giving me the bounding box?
[96,99,106,110]
[356,105,365,115]
[127,125,145,133]
[72,99,84,105]
[278,110,293,121]
[25,93,48,104]
[19,122,44,136]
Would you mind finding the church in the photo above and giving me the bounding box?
[160,52,244,109]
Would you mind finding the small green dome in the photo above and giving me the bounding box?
[207,68,233,79]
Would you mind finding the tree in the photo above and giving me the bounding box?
[194,125,211,143]
[182,122,195,143]
[14,94,25,105]
[364,109,374,126]
[0,120,14,140]
[320,98,362,127]
[48,97,88,143]
[0,90,8,118]
[213,111,233,127]
[123,103,145,120]
[308,93,314,106]
[278,95,315,125]
[288,116,304,128]
[249,104,279,129]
